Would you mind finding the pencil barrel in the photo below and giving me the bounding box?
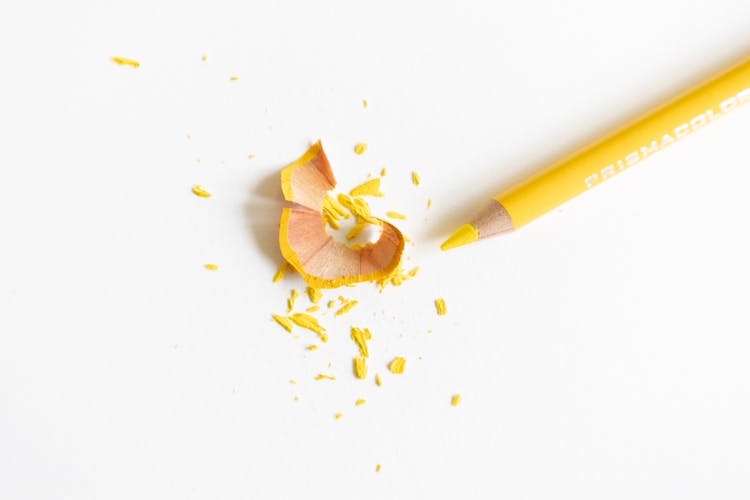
[495,58,750,229]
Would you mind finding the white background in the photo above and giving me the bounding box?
[2,1,750,499]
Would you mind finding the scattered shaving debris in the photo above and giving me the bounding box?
[354,143,368,155]
[412,171,421,186]
[346,221,367,240]
[191,185,212,198]
[287,289,299,313]
[230,75,239,81]
[204,264,219,271]
[376,464,382,472]
[248,154,256,159]
[351,327,372,357]
[289,313,328,342]
[435,298,447,316]
[363,99,369,109]
[350,178,384,197]
[336,299,358,316]
[307,287,323,304]
[306,305,320,312]
[386,211,406,220]
[381,167,387,176]
[307,345,318,351]
[327,300,336,309]
[273,262,289,282]
[290,379,297,385]
[427,199,433,209]
[201,54,208,62]
[375,265,419,291]
[389,357,406,374]
[273,315,293,333]
[315,374,336,381]
[111,56,140,68]
[335,413,343,419]
[375,373,383,386]
[451,394,462,407]
[354,356,368,379]
[355,399,366,406]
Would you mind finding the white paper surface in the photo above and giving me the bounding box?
[2,1,750,498]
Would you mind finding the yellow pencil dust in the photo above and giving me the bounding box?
[268,141,456,441]
[354,356,368,379]
[272,315,293,333]
[111,56,140,68]
[435,298,447,316]
[389,357,406,374]
[191,185,212,198]
[287,289,299,313]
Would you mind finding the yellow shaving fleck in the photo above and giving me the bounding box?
[307,345,318,351]
[111,56,140,68]
[272,315,293,333]
[351,327,372,357]
[230,75,239,81]
[328,300,336,309]
[273,262,289,282]
[192,185,212,198]
[363,99,368,109]
[376,464,382,472]
[335,413,343,419]
[376,265,419,291]
[290,379,297,385]
[356,399,366,406]
[307,287,323,304]
[287,289,299,313]
[427,198,433,208]
[323,212,340,230]
[350,178,384,198]
[204,264,219,271]
[354,143,368,155]
[435,298,447,316]
[289,313,328,342]
[248,154,256,159]
[324,195,350,218]
[337,194,381,226]
[381,167,387,176]
[315,374,336,381]
[386,211,406,220]
[201,54,208,61]
[451,394,462,407]
[375,373,383,386]
[354,356,368,379]
[346,221,367,240]
[336,300,358,316]
[412,171,421,186]
[389,357,406,374]
[273,261,289,283]
[322,195,352,230]
[294,396,300,402]
[306,305,320,312]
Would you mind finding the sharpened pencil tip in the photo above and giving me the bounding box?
[440,224,479,251]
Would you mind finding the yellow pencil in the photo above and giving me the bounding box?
[441,57,750,251]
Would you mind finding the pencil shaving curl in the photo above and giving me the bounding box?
[279,141,405,289]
